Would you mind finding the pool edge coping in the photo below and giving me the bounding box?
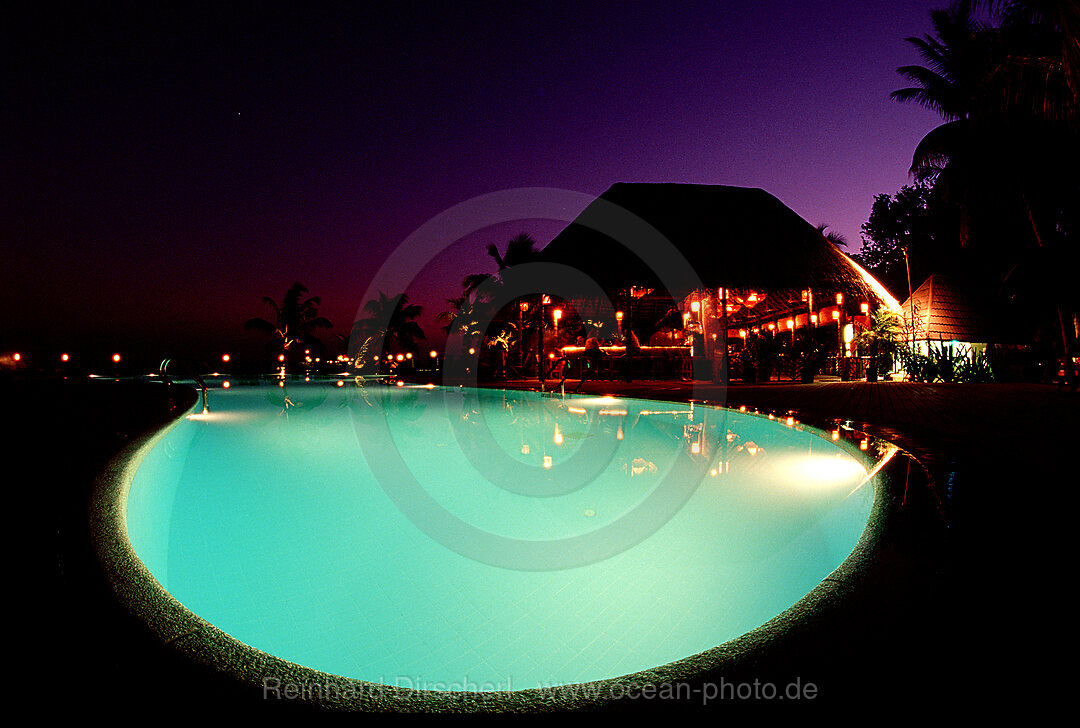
[91,383,929,713]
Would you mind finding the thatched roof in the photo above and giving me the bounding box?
[540,183,899,310]
[901,274,993,343]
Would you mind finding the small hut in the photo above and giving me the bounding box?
[900,274,993,355]
[538,183,901,382]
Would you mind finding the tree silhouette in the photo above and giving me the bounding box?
[244,281,332,368]
[354,291,426,358]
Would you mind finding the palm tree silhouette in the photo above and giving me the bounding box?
[245,281,332,368]
[893,0,1078,383]
[354,291,426,357]
[815,224,848,248]
[461,232,542,298]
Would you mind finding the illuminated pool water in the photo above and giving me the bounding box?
[126,383,875,691]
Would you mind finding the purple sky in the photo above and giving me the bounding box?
[3,1,948,365]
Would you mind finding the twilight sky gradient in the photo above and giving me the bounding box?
[3,1,948,365]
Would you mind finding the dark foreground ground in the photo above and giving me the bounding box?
[5,376,1076,717]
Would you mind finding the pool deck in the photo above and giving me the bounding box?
[10,376,1076,715]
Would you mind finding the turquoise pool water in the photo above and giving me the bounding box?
[126,383,874,691]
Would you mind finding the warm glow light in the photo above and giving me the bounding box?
[844,323,854,344]
[615,311,623,321]
[553,425,563,445]
[690,300,700,313]
[860,437,870,451]
[739,405,747,412]
[548,352,555,359]
[396,354,404,361]
[468,348,476,356]
[336,380,344,387]
[552,308,562,321]
[616,424,624,440]
[222,354,230,362]
[832,429,840,441]
[278,381,285,388]
[811,314,818,324]
[739,329,746,338]
[112,353,121,363]
[222,380,231,388]
[860,302,870,314]
[542,295,551,304]
[786,318,794,329]
[396,380,404,387]
[543,456,553,469]
[836,293,844,305]
[13,353,21,362]
[786,416,795,426]
[61,353,69,362]
[832,309,841,320]
[767,323,775,330]
[520,301,529,311]
[279,354,286,362]
[429,350,437,358]
[405,352,413,359]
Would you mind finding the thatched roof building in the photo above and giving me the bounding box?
[901,274,993,347]
[539,182,900,311]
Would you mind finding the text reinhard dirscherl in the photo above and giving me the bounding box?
[260,676,818,704]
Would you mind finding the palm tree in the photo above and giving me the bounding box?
[462,232,542,298]
[354,291,426,358]
[245,281,333,368]
[892,0,1079,379]
[815,223,848,248]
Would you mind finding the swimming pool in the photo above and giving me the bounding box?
[115,382,883,705]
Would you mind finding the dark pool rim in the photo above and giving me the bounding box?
[91,382,927,713]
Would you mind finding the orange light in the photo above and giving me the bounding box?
[786,318,794,329]
[61,353,70,362]
[520,301,529,311]
[548,352,556,359]
[278,381,285,388]
[832,429,840,441]
[811,314,818,324]
[112,353,121,363]
[222,380,231,388]
[767,323,775,331]
[739,329,746,338]
[786,416,795,426]
[860,302,870,314]
[690,300,700,313]
[468,347,476,356]
[405,352,413,359]
[222,353,231,362]
[278,354,286,362]
[396,380,404,387]
[336,380,344,387]
[429,350,437,358]
[832,309,841,320]
[542,295,551,304]
[860,438,870,451]
[615,311,624,321]
[396,354,404,361]
[552,308,562,321]
[12,353,21,362]
[836,293,844,305]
